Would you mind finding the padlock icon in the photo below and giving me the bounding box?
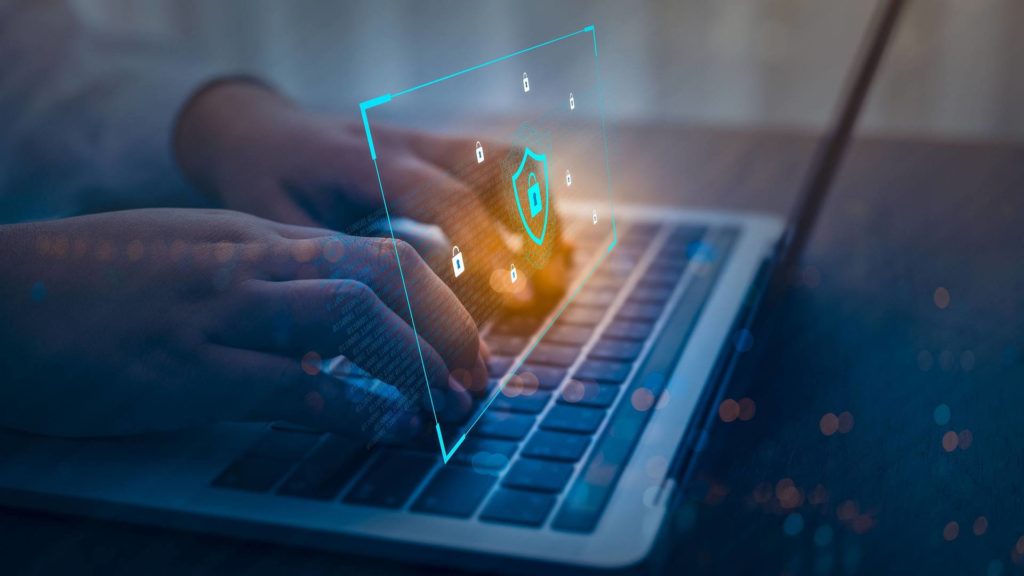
[475,141,484,164]
[451,246,465,278]
[565,169,572,187]
[569,92,575,110]
[592,209,598,225]
[527,172,542,217]
[510,264,518,283]
[522,72,530,93]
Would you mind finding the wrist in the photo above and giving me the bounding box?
[173,79,288,198]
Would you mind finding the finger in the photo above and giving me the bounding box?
[381,158,521,292]
[383,150,571,313]
[222,279,474,422]
[270,234,489,386]
[383,150,518,236]
[207,344,422,442]
[381,131,541,237]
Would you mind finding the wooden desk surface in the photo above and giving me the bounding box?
[5,124,1023,575]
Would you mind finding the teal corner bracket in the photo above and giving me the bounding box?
[359,25,618,463]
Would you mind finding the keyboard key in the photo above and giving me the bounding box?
[541,405,606,435]
[491,315,544,336]
[517,365,567,389]
[476,411,536,441]
[647,258,688,276]
[604,259,635,274]
[559,381,620,408]
[619,226,660,245]
[411,465,497,517]
[485,335,528,356]
[553,227,733,534]
[585,274,623,290]
[616,302,664,322]
[278,435,366,500]
[247,429,320,461]
[487,356,514,376]
[561,305,605,326]
[603,320,654,342]
[491,390,552,414]
[574,360,633,384]
[451,439,518,470]
[574,289,617,307]
[523,431,591,462]
[481,489,557,527]
[588,339,645,362]
[525,343,579,367]
[212,457,296,492]
[643,268,683,286]
[630,285,675,304]
[503,458,575,493]
[345,450,436,508]
[544,324,593,346]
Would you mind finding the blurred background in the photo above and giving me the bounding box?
[73,0,1024,139]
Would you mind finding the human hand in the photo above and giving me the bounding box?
[174,81,572,314]
[0,209,485,438]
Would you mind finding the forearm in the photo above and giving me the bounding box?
[174,79,291,197]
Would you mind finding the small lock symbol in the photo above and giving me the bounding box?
[569,92,575,110]
[451,246,465,278]
[592,208,598,225]
[522,72,530,93]
[565,169,572,187]
[510,264,518,283]
[475,141,484,164]
[527,172,542,217]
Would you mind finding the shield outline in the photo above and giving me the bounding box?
[511,147,550,246]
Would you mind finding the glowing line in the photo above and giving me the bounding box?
[393,27,592,98]
[590,26,619,250]
[450,248,612,451]
[359,25,618,461]
[371,157,439,425]
[359,94,391,160]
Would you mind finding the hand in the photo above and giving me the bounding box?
[0,209,485,438]
[174,81,572,313]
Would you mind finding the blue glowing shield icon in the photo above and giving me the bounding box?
[511,147,550,246]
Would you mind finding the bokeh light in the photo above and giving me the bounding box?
[837,411,854,433]
[820,412,839,436]
[738,397,756,421]
[942,430,959,452]
[958,429,973,450]
[943,521,959,541]
[973,516,988,536]
[631,388,655,412]
[301,351,322,376]
[718,398,739,422]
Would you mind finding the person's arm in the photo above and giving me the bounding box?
[0,208,485,438]
[0,0,221,222]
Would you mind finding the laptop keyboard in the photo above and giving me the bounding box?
[212,221,737,533]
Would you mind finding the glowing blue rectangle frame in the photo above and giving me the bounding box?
[359,25,618,463]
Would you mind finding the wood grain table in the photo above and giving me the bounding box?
[5,124,1023,575]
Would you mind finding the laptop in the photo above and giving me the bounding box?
[0,1,904,572]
